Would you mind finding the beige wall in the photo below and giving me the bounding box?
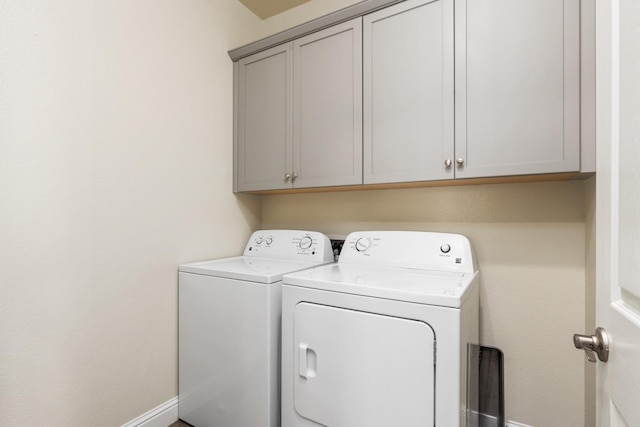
[262,180,589,426]
[0,1,262,425]
[585,176,597,427]
[257,0,362,35]
[1,0,593,426]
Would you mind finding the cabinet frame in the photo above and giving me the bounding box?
[232,0,593,194]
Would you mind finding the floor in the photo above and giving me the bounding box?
[169,421,192,427]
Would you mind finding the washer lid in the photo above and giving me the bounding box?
[283,263,478,308]
[180,256,333,284]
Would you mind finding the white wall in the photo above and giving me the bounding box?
[262,181,588,427]
[0,1,262,425]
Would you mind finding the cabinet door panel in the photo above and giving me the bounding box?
[293,19,363,188]
[237,44,293,191]
[364,0,454,184]
[455,0,580,178]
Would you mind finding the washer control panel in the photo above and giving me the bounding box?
[243,230,333,262]
[341,231,475,273]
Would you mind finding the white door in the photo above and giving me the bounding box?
[595,0,640,424]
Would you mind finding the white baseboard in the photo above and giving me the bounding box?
[507,421,534,427]
[121,396,179,427]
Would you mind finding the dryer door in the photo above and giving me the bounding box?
[293,302,435,427]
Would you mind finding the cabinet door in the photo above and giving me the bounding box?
[293,19,363,188]
[237,43,293,192]
[455,0,580,178]
[364,0,454,184]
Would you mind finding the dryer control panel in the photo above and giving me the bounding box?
[340,231,476,273]
[243,230,333,262]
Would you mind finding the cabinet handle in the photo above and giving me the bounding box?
[456,158,465,166]
[291,172,298,182]
[444,159,452,168]
[284,173,291,182]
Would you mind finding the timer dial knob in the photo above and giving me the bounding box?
[265,237,273,245]
[299,236,313,250]
[355,237,371,252]
[255,237,263,245]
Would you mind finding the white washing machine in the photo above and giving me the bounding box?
[179,230,334,427]
[281,231,479,427]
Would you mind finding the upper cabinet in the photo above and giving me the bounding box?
[293,19,363,189]
[236,43,293,192]
[363,0,454,184]
[231,0,591,193]
[454,0,580,178]
[235,19,362,192]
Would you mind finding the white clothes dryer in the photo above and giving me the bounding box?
[281,231,479,427]
[179,230,334,427]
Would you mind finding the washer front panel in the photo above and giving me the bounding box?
[179,273,280,427]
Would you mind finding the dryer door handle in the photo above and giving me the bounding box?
[298,343,317,379]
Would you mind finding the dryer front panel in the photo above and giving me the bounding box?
[293,302,435,426]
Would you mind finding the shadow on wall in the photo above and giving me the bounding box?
[258,181,586,229]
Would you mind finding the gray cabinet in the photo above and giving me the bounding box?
[293,19,363,188]
[233,0,588,193]
[235,19,362,192]
[236,43,292,192]
[454,0,581,178]
[363,0,454,184]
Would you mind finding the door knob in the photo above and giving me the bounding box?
[456,157,465,166]
[573,327,609,363]
[284,173,291,182]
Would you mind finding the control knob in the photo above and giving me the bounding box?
[355,237,371,252]
[299,236,313,250]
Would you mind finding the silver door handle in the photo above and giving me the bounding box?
[456,157,465,166]
[444,159,452,168]
[285,173,291,182]
[291,172,298,182]
[573,327,609,363]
